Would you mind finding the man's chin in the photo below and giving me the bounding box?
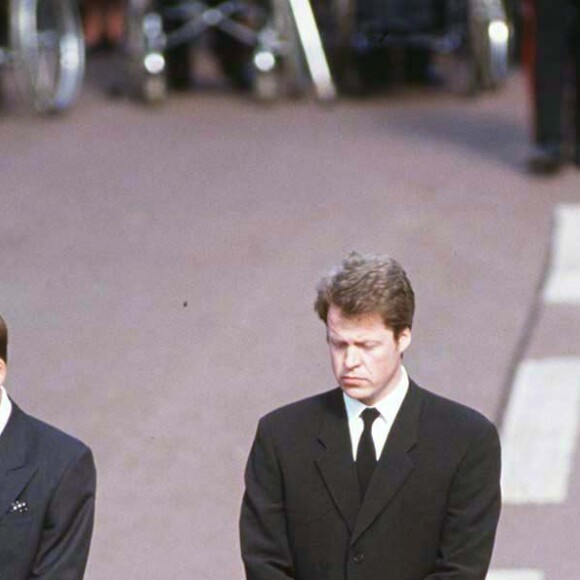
[341,384,370,401]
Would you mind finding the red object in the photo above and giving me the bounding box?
[522,0,535,84]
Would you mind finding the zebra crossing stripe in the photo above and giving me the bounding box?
[486,570,544,580]
[543,204,580,304]
[500,357,580,504]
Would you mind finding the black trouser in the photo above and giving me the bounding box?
[533,0,580,148]
[0,1,7,48]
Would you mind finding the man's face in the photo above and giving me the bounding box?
[326,304,411,406]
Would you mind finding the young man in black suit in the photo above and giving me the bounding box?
[0,314,96,580]
[240,252,501,580]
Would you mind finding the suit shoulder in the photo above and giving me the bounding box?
[20,408,92,463]
[416,383,497,436]
[259,389,337,429]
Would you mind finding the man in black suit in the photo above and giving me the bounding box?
[240,252,501,580]
[0,314,96,580]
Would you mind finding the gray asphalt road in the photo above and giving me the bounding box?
[1,58,579,580]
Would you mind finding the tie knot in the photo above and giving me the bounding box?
[360,407,380,429]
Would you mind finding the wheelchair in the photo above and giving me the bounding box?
[124,0,313,103]
[0,0,85,113]
[315,0,511,94]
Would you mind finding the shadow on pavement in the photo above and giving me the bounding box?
[380,106,527,169]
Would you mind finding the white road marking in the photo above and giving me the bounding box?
[543,204,580,304]
[487,570,544,580]
[501,357,580,504]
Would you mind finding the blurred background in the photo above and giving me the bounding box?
[1,0,579,578]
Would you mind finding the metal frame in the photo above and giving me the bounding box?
[124,0,335,103]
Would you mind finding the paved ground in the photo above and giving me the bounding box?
[1,55,579,579]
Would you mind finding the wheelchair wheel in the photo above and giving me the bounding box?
[10,0,85,113]
[125,0,168,103]
[468,0,510,91]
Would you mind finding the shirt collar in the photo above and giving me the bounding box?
[0,385,13,439]
[343,366,410,423]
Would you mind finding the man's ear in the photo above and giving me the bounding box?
[0,359,6,386]
[397,328,412,354]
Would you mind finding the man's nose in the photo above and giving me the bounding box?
[344,346,361,369]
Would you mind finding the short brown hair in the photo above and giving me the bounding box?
[0,315,7,364]
[314,252,415,338]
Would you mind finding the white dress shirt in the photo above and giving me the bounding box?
[0,385,13,439]
[343,366,409,461]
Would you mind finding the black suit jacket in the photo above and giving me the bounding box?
[0,404,96,580]
[240,381,501,580]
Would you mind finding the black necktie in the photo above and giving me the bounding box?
[356,407,380,500]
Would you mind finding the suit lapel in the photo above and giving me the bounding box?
[350,381,423,545]
[315,389,360,533]
[0,404,37,523]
